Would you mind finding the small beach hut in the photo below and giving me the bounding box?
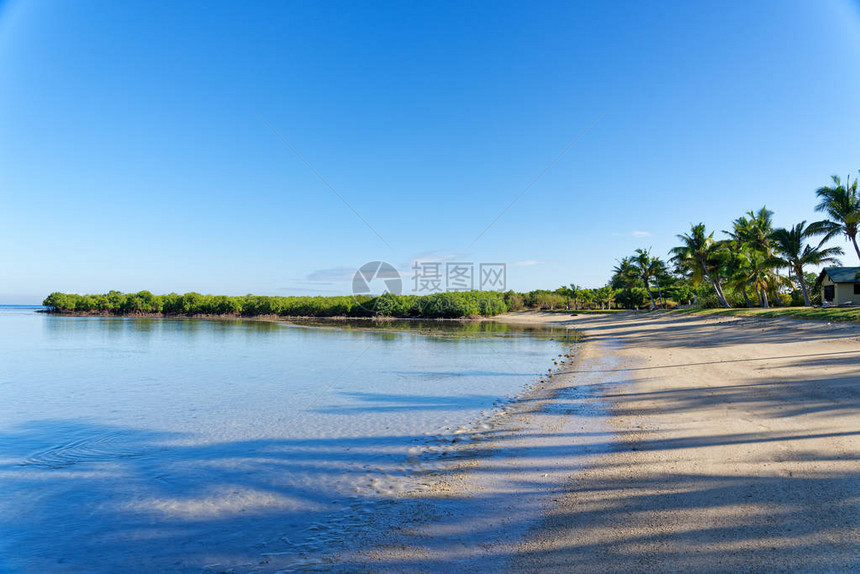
[819,266,860,306]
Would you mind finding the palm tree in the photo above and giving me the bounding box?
[722,245,777,307]
[556,286,572,310]
[611,258,637,288]
[580,289,595,310]
[670,223,731,308]
[568,284,582,310]
[611,258,643,309]
[633,248,667,309]
[594,285,616,310]
[815,174,860,262]
[771,221,843,306]
[726,206,780,305]
[652,264,666,307]
[727,206,775,255]
[745,248,774,308]
[724,246,756,307]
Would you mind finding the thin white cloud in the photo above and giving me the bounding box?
[632,230,652,238]
[277,286,343,294]
[403,251,469,267]
[305,267,356,282]
[512,260,547,267]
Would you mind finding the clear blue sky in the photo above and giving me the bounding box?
[2,0,860,303]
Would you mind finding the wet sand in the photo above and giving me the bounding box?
[351,311,860,572]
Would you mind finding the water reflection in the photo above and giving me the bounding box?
[43,314,581,350]
[3,309,578,572]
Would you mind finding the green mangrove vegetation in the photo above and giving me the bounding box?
[42,290,512,318]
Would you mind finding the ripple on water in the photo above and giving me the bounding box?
[21,431,155,469]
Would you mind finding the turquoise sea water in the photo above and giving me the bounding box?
[0,307,572,572]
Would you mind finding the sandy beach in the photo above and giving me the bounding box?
[351,311,860,572]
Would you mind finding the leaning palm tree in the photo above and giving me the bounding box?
[771,221,843,306]
[815,174,860,262]
[670,223,731,308]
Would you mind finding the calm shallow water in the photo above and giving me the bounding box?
[0,308,574,573]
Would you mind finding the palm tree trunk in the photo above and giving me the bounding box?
[742,286,752,307]
[710,278,731,308]
[701,257,731,308]
[796,266,811,306]
[761,289,769,308]
[771,287,781,307]
[717,281,731,308]
[644,284,657,309]
[852,234,860,263]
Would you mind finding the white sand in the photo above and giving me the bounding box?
[350,311,860,572]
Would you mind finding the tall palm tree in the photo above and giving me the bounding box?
[815,174,860,262]
[771,221,843,306]
[670,223,731,308]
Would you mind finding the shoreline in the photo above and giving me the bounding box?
[334,316,607,571]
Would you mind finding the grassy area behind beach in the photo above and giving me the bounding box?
[672,305,860,323]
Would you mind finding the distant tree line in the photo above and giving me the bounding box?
[42,290,512,318]
[42,287,664,317]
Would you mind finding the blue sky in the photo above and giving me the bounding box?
[1,0,860,303]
